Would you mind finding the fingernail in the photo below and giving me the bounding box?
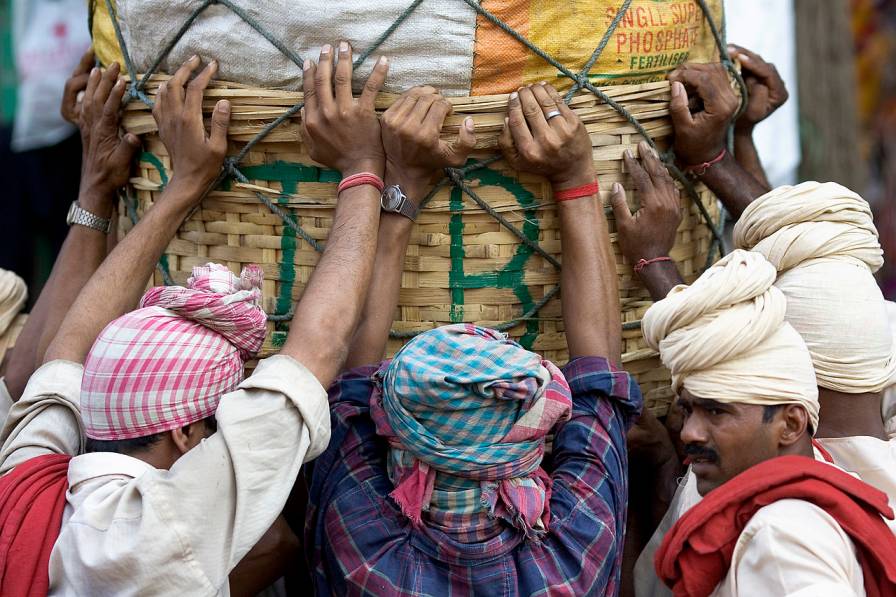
[670,81,681,97]
[464,117,474,132]
[303,59,311,70]
[190,54,199,62]
[625,149,633,159]
[378,55,388,65]
[539,81,547,86]
[510,92,518,101]
[91,67,99,76]
[339,41,349,53]
[504,116,509,125]
[217,99,230,113]
[613,182,623,193]
[321,44,331,54]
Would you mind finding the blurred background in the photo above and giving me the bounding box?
[1,0,894,304]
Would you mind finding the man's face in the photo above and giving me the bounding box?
[677,389,780,496]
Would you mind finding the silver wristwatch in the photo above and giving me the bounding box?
[66,201,112,234]
[380,185,419,222]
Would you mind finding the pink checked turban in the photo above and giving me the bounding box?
[81,263,267,440]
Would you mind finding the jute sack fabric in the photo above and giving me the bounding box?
[734,181,896,394]
[642,249,820,431]
[93,0,724,95]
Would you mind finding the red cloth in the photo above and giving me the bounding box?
[0,454,71,596]
[656,455,896,597]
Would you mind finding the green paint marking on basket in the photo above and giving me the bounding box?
[448,185,466,323]
[140,152,174,280]
[239,161,339,327]
[141,151,169,187]
[448,163,542,349]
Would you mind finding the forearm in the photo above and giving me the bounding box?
[733,129,771,192]
[344,215,413,370]
[4,190,113,398]
[637,261,684,302]
[43,184,197,364]
[559,196,621,361]
[282,186,380,386]
[696,152,768,219]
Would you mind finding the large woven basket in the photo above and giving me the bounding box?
[119,78,720,415]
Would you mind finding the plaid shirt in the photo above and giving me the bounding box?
[305,356,642,597]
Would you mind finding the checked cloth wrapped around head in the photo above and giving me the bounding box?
[642,250,820,431]
[370,324,572,539]
[80,263,267,440]
[734,181,896,393]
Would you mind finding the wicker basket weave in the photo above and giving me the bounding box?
[119,77,719,415]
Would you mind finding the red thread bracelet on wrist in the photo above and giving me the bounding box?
[553,180,600,202]
[634,256,672,273]
[337,172,385,195]
[683,147,727,176]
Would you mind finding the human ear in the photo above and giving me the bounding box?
[169,426,192,455]
[777,404,809,447]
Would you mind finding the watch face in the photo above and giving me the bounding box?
[383,186,404,211]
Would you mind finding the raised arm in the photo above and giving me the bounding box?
[728,44,790,191]
[343,86,476,369]
[667,64,767,219]
[43,56,231,364]
[3,53,140,399]
[279,43,388,387]
[610,142,685,302]
[499,83,620,361]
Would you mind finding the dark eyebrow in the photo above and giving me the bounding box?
[693,397,729,410]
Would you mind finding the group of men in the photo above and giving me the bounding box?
[0,39,893,597]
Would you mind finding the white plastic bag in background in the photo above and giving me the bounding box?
[11,0,90,152]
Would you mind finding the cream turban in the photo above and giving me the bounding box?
[0,269,26,337]
[883,302,896,439]
[733,181,896,394]
[643,250,820,431]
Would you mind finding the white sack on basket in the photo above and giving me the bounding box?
[117,0,478,95]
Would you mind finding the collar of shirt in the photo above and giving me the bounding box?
[68,451,153,494]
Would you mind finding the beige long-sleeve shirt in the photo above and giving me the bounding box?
[0,355,330,596]
[636,438,896,597]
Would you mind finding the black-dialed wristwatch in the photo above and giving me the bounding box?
[380,185,419,222]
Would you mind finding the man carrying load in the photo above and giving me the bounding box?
[305,81,643,596]
[0,44,390,595]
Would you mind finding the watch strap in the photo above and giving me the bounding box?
[66,201,111,234]
[396,196,419,221]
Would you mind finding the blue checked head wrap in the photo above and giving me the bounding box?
[370,324,572,538]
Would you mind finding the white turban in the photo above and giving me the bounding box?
[643,250,820,432]
[884,301,896,439]
[733,181,896,394]
[0,269,26,337]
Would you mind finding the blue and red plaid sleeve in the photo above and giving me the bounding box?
[540,356,643,595]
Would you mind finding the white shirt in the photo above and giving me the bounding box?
[635,438,896,597]
[0,355,330,596]
[710,499,864,596]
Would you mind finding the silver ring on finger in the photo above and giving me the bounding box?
[545,109,562,121]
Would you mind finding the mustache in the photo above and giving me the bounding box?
[683,444,720,463]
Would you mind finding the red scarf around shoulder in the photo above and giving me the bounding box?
[655,455,896,597]
[0,453,71,596]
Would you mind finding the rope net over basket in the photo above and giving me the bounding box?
[101,0,744,415]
